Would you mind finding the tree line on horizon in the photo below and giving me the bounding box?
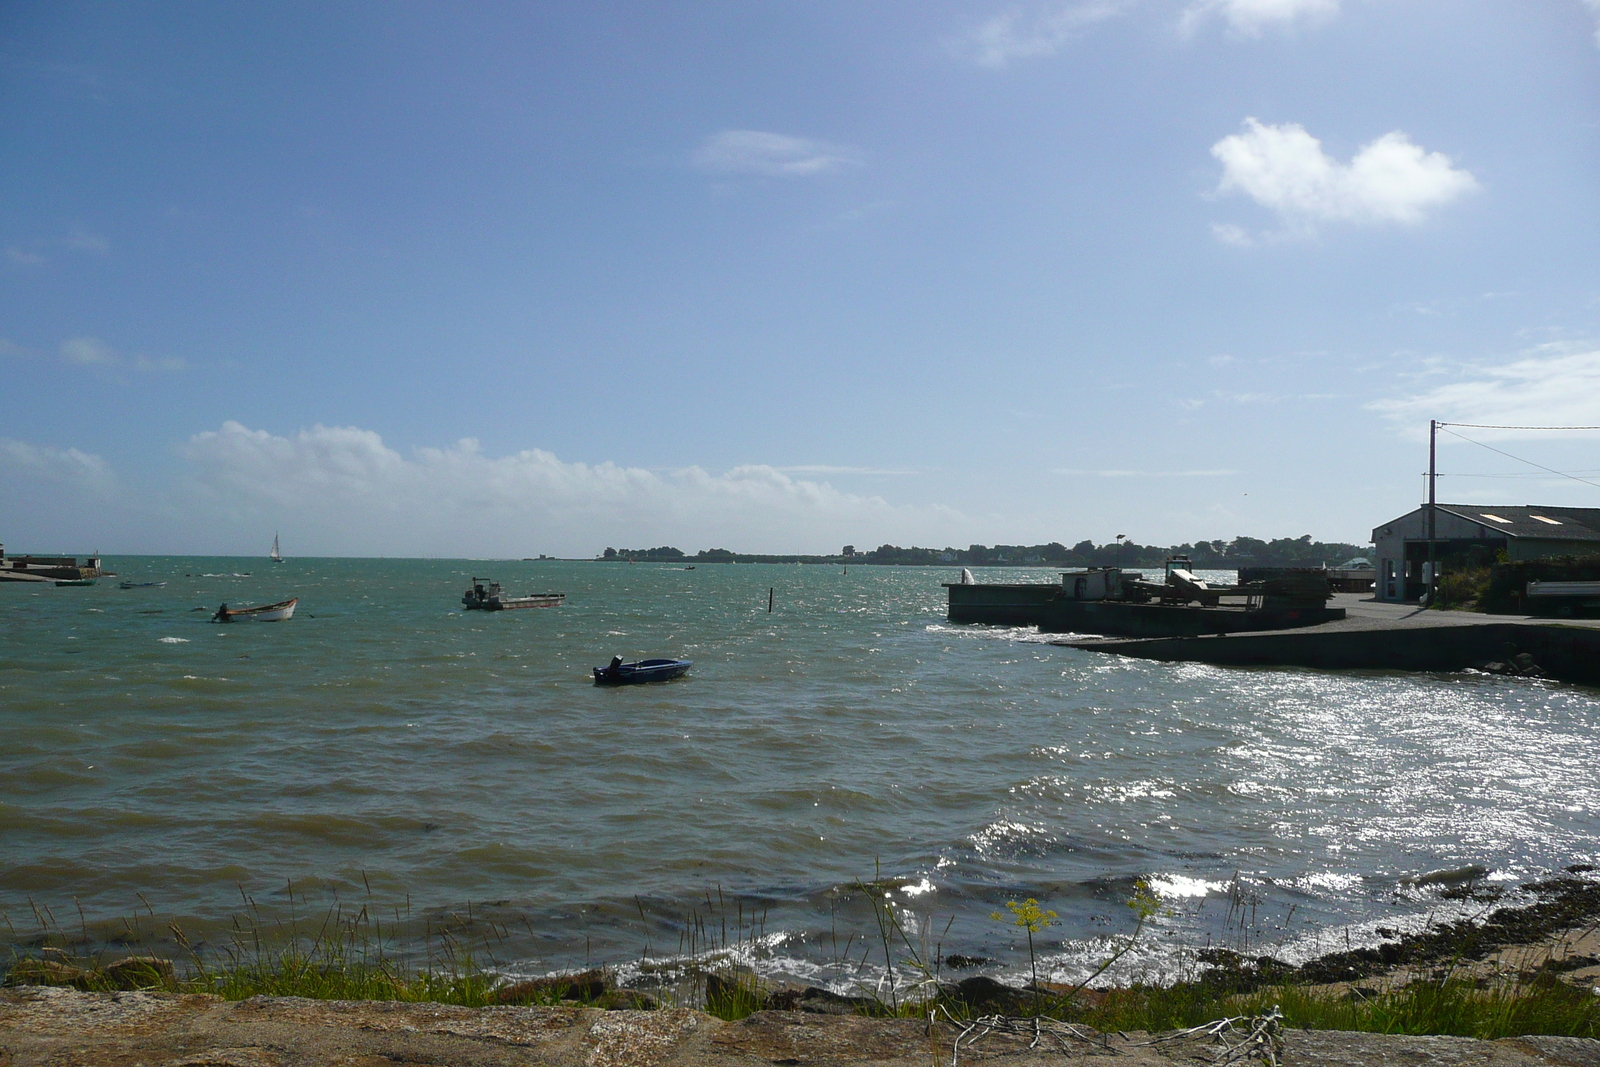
[598,534,1371,569]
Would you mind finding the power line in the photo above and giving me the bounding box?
[1438,426,1600,492]
[1435,470,1600,479]
[1438,422,1600,430]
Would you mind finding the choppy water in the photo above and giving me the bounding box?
[3,558,1598,990]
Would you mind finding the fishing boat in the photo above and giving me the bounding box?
[461,579,565,611]
[119,581,167,589]
[54,577,97,587]
[212,597,298,623]
[593,657,692,686]
[270,533,283,564]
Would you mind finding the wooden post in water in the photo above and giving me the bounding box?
[768,587,774,613]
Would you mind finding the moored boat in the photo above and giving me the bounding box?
[212,597,298,622]
[119,581,167,589]
[593,656,692,686]
[461,579,565,611]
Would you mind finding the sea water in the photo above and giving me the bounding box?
[2,557,1597,988]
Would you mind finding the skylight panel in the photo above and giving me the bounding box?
[1479,513,1512,523]
[1528,515,1563,525]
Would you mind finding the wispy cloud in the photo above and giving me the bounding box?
[5,246,45,266]
[692,130,862,177]
[1584,0,1600,49]
[1369,344,1600,438]
[1211,118,1479,241]
[952,1,1133,68]
[61,336,117,365]
[58,336,185,372]
[1181,0,1339,36]
[0,338,33,358]
[1052,467,1239,477]
[66,225,109,255]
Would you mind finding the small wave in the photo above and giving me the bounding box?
[158,637,189,644]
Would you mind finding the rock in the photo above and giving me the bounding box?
[778,986,877,1015]
[101,955,176,990]
[2,958,91,988]
[703,970,758,1007]
[941,975,1035,1015]
[492,967,608,1004]
[591,989,658,1011]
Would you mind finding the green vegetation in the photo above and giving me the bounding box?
[1075,973,1600,1040]
[1480,554,1600,615]
[597,535,1372,568]
[991,898,1057,1014]
[1433,565,1493,610]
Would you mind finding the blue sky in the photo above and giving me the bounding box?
[3,1,1598,557]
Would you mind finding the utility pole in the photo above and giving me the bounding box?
[1427,419,1437,607]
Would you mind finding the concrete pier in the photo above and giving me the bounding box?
[1058,595,1600,687]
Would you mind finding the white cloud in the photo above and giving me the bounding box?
[0,439,114,492]
[692,130,862,177]
[5,246,45,266]
[177,422,964,556]
[1181,0,1339,35]
[953,1,1132,67]
[1369,345,1600,438]
[1584,0,1600,49]
[1211,118,1478,239]
[61,336,117,365]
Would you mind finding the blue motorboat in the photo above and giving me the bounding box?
[593,656,692,686]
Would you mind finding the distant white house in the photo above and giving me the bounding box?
[1371,504,1600,602]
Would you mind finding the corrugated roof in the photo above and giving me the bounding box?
[1434,504,1600,542]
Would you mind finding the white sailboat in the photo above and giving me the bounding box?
[270,533,283,564]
